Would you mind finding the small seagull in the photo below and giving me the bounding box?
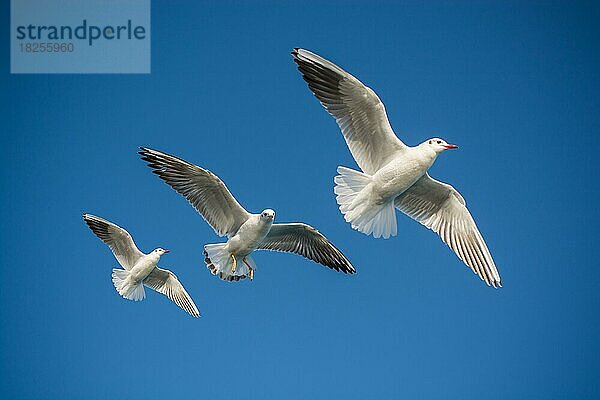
[139,147,356,282]
[292,48,501,288]
[83,214,200,317]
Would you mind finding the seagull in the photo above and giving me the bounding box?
[139,147,356,281]
[292,48,501,288]
[82,214,200,317]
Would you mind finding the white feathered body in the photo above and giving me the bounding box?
[226,214,273,257]
[335,145,438,239]
[204,214,273,281]
[371,145,437,203]
[128,253,159,282]
[112,253,158,301]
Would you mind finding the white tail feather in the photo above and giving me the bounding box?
[203,244,253,282]
[334,166,397,239]
[112,269,146,301]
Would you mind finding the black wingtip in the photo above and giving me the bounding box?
[138,147,162,167]
[292,48,305,63]
[82,213,96,222]
[138,146,151,156]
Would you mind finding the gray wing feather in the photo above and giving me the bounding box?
[394,174,502,288]
[83,214,144,270]
[139,147,250,237]
[258,223,356,274]
[143,267,200,317]
[292,48,406,175]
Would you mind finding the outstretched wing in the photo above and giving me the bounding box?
[83,214,144,270]
[258,223,356,274]
[143,267,200,318]
[395,174,502,288]
[140,147,250,237]
[292,48,406,175]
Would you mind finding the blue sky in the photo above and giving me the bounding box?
[1,1,599,399]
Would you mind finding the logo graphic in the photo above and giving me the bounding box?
[11,0,151,74]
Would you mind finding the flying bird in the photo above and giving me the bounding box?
[83,214,200,317]
[139,147,356,281]
[292,48,501,288]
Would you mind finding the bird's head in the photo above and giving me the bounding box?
[260,209,275,221]
[152,248,170,257]
[423,138,459,154]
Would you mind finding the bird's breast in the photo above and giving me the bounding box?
[372,154,433,201]
[228,217,272,255]
[130,257,156,282]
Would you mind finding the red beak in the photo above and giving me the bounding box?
[444,144,459,149]
[163,249,170,254]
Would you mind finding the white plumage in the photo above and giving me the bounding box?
[83,214,200,317]
[139,147,356,281]
[293,48,501,288]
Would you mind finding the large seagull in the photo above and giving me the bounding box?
[83,214,200,317]
[139,147,356,281]
[292,48,501,288]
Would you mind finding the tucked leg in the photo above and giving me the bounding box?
[243,257,254,280]
[231,254,237,273]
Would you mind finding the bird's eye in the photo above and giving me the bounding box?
[429,140,432,144]
[437,140,441,144]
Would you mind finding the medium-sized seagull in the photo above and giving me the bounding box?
[83,214,200,317]
[139,147,356,281]
[292,48,501,288]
